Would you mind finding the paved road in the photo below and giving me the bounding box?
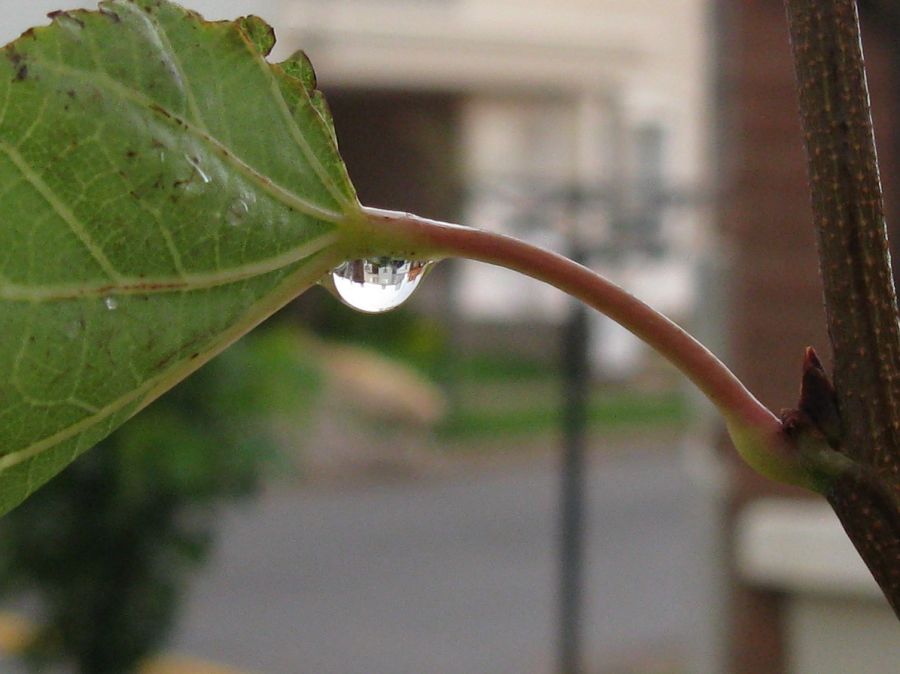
[171,447,727,674]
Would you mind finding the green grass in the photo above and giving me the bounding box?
[449,352,555,383]
[439,389,689,441]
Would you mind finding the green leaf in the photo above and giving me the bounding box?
[0,0,365,515]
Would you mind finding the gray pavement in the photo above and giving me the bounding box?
[170,446,727,674]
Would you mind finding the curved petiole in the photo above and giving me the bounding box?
[357,206,819,491]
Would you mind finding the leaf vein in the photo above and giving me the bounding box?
[0,230,339,301]
[240,31,355,213]
[13,95,50,148]
[0,247,344,472]
[0,140,124,282]
[35,58,346,224]
[114,0,208,128]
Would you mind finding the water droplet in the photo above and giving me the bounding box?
[327,257,433,313]
[226,198,250,226]
[184,154,211,184]
[64,319,83,339]
[104,296,118,311]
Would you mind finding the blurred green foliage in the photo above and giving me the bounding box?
[450,351,554,383]
[304,289,448,377]
[0,326,321,674]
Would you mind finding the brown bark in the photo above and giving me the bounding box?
[783,0,900,616]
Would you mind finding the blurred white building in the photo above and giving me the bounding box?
[272,0,714,377]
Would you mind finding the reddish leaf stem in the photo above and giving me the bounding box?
[360,206,812,488]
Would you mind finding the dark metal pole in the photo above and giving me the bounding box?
[558,245,590,674]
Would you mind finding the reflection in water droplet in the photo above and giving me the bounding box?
[104,296,118,311]
[327,257,433,313]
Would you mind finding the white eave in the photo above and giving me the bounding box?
[276,2,643,95]
[736,498,884,600]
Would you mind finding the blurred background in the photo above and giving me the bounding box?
[0,1,899,673]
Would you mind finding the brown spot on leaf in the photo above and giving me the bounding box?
[47,10,84,28]
[148,103,171,119]
[153,352,177,370]
[99,7,121,22]
[13,65,27,82]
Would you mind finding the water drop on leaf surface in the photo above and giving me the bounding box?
[184,154,211,184]
[104,296,118,311]
[328,257,433,313]
[226,198,250,226]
